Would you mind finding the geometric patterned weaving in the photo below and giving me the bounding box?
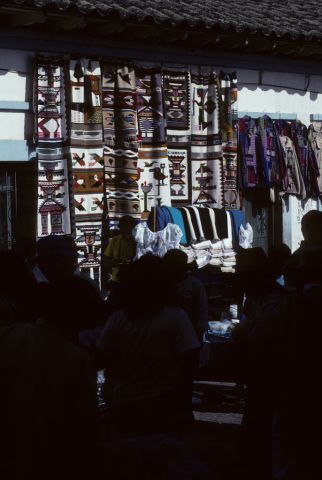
[136,67,171,220]
[190,67,223,208]
[163,68,191,202]
[35,53,73,237]
[102,62,141,229]
[70,58,104,284]
[220,71,239,209]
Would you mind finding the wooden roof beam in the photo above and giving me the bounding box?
[157,27,188,42]
[88,21,124,36]
[7,11,47,26]
[125,24,161,39]
[50,16,87,32]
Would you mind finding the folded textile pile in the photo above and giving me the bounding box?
[148,206,251,270]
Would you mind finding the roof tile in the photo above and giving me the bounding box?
[7,0,322,40]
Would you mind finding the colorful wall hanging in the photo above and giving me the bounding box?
[35,53,73,237]
[136,67,171,219]
[102,62,141,229]
[70,58,104,283]
[163,68,191,201]
[220,71,239,209]
[190,68,223,208]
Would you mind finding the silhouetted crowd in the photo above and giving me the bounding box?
[0,210,321,480]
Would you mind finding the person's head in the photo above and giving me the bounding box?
[36,235,78,281]
[118,216,137,242]
[120,254,177,320]
[35,276,102,338]
[268,243,291,277]
[301,210,322,244]
[163,249,188,283]
[235,247,273,297]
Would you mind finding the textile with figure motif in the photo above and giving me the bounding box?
[35,53,74,237]
[291,120,320,197]
[163,67,191,202]
[70,58,104,285]
[220,71,240,209]
[102,63,141,229]
[136,67,171,220]
[190,67,223,207]
[133,223,182,259]
[308,121,322,195]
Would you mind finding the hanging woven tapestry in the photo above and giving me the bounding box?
[102,62,141,230]
[163,68,191,202]
[190,68,223,208]
[70,58,104,283]
[136,67,171,220]
[168,148,189,199]
[220,71,239,209]
[35,53,74,237]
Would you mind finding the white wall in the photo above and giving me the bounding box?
[0,48,34,141]
[238,69,322,126]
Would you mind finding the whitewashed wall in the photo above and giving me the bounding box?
[0,48,34,141]
[238,69,322,127]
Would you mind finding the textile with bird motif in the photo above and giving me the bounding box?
[70,58,104,285]
[102,62,141,229]
[190,68,224,208]
[136,67,171,219]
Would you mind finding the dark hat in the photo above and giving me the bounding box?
[36,235,78,258]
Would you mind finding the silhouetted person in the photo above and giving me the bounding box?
[97,254,200,440]
[284,210,322,286]
[0,277,99,480]
[268,243,291,286]
[233,248,290,480]
[163,249,208,344]
[104,215,137,286]
[25,235,103,327]
[31,234,100,290]
[252,245,322,480]
[0,250,30,326]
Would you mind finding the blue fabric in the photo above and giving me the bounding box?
[161,206,175,224]
[156,207,170,230]
[163,207,187,244]
[228,210,246,248]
